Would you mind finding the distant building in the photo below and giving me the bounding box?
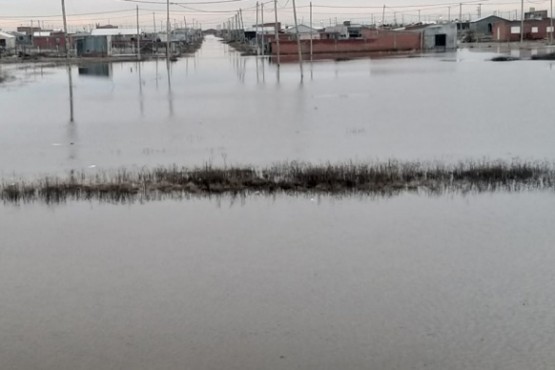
[525,9,548,20]
[470,15,508,39]
[32,31,69,52]
[284,24,319,40]
[0,31,16,51]
[406,23,458,50]
[493,18,554,41]
[422,24,458,50]
[17,26,41,35]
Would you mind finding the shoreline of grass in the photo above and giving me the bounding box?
[2,160,554,204]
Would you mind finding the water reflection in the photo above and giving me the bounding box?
[67,64,74,123]
[166,60,174,117]
[78,63,112,78]
[3,37,555,176]
[138,62,144,116]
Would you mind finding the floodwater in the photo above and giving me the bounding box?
[1,37,555,176]
[2,37,555,370]
[1,193,555,370]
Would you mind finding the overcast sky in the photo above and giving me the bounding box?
[0,0,551,30]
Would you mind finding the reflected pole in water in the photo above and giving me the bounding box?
[166,60,174,116]
[138,62,144,116]
[67,65,75,123]
[292,0,304,81]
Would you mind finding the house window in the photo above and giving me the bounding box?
[532,27,539,33]
[548,26,554,32]
[510,26,520,34]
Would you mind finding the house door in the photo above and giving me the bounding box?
[0,40,6,48]
[435,34,447,47]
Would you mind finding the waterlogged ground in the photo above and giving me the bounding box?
[1,193,555,370]
[1,37,555,176]
[2,38,555,370]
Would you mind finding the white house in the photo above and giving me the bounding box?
[284,25,320,40]
[0,31,16,50]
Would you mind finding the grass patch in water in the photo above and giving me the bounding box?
[1,160,554,204]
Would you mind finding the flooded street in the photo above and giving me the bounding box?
[1,193,555,369]
[2,37,555,370]
[2,37,555,175]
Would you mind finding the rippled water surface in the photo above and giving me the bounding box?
[2,37,555,369]
[2,37,555,176]
[1,193,555,370]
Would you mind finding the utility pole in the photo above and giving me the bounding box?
[273,0,281,66]
[448,7,451,22]
[61,0,70,58]
[136,6,141,60]
[60,0,73,123]
[418,9,421,23]
[291,0,304,81]
[256,2,260,55]
[551,0,554,44]
[153,12,157,33]
[310,2,313,61]
[166,0,171,59]
[382,5,386,27]
[239,9,245,42]
[520,0,524,43]
[261,2,265,53]
[459,3,462,21]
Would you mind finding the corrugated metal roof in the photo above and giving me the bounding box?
[91,28,143,36]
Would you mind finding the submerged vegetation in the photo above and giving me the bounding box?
[1,160,554,204]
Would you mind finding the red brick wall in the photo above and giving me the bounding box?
[270,31,421,55]
[493,19,554,41]
[33,32,68,50]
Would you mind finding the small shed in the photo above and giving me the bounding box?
[422,23,457,50]
[75,35,109,57]
[0,31,16,50]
